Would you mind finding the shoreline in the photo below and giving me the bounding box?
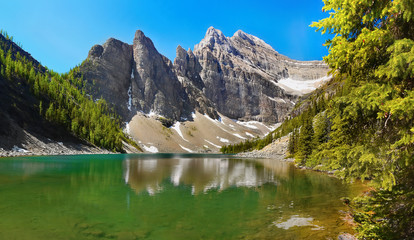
[236,135,358,240]
[0,144,113,158]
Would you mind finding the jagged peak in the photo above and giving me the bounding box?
[176,45,185,52]
[175,45,188,60]
[133,29,159,55]
[102,37,129,50]
[231,29,275,52]
[195,27,230,52]
[134,30,145,40]
[205,26,225,38]
[233,29,247,38]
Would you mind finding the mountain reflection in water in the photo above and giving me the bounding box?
[123,157,290,195]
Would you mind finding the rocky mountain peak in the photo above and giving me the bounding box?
[231,30,275,52]
[175,45,187,63]
[205,26,224,37]
[79,27,329,124]
[194,26,230,51]
[134,30,146,42]
[192,27,330,122]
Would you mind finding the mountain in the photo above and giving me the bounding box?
[193,27,329,122]
[76,27,330,152]
[80,30,216,122]
[79,27,329,123]
[0,27,331,154]
[0,32,139,156]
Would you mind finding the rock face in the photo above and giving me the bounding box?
[173,45,219,119]
[79,28,329,123]
[80,30,217,121]
[193,27,329,122]
[81,38,133,119]
[131,30,192,120]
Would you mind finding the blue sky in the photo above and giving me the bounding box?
[0,0,331,73]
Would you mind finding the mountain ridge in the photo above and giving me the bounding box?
[74,27,330,152]
[78,27,329,123]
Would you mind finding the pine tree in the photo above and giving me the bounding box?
[296,120,314,164]
[311,0,414,238]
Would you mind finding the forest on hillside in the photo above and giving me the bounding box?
[0,30,139,152]
[223,0,414,238]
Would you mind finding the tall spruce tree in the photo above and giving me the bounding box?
[296,120,314,164]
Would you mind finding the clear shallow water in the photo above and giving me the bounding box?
[0,154,365,239]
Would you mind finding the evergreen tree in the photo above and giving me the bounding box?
[310,0,414,238]
[312,111,329,146]
[296,120,314,164]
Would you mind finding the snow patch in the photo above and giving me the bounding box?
[246,132,255,138]
[205,140,221,148]
[142,145,159,153]
[217,137,229,143]
[275,76,331,94]
[12,145,29,153]
[236,121,260,129]
[124,122,130,135]
[267,96,286,103]
[131,68,134,79]
[233,133,246,139]
[171,122,189,142]
[237,120,279,133]
[127,85,132,111]
[281,59,326,66]
[148,110,157,117]
[191,112,196,119]
[204,113,221,124]
[179,144,193,153]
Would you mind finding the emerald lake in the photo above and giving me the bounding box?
[0,154,365,239]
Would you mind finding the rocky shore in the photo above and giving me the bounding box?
[236,135,294,161]
[0,130,112,158]
[236,135,357,240]
[0,144,112,158]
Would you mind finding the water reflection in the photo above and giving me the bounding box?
[0,154,366,240]
[123,157,291,195]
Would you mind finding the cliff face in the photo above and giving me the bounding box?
[81,38,133,119]
[80,30,218,122]
[79,28,329,123]
[131,30,194,121]
[173,45,219,120]
[193,27,329,122]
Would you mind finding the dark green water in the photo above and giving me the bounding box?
[0,154,365,239]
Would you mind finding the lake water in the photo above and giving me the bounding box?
[0,154,364,239]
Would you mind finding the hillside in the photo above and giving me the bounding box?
[0,31,140,156]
